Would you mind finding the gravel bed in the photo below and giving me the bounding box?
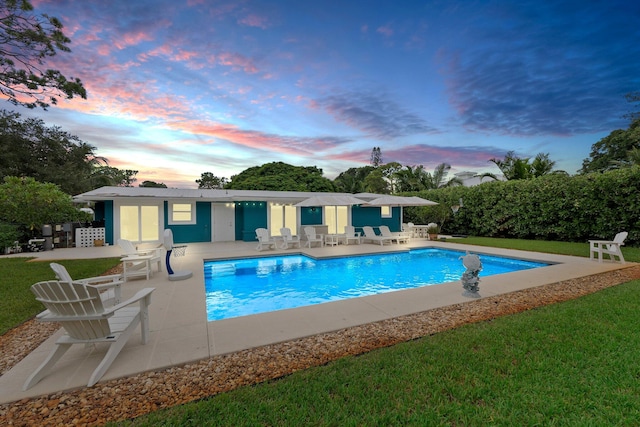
[1,265,639,426]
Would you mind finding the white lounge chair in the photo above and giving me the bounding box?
[50,262,123,306]
[344,225,362,245]
[118,239,162,281]
[255,228,277,251]
[589,231,628,263]
[23,281,154,389]
[362,226,393,246]
[279,227,301,249]
[304,226,324,248]
[379,225,410,244]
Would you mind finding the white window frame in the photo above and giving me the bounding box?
[269,203,297,236]
[115,201,162,243]
[169,201,196,225]
[381,205,392,218]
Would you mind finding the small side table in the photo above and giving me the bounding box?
[121,255,153,281]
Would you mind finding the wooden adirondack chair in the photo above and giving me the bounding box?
[303,226,324,248]
[118,239,162,281]
[344,225,362,245]
[255,228,277,251]
[23,281,154,390]
[279,227,301,249]
[589,231,628,263]
[50,262,123,306]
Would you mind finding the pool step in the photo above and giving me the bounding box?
[210,263,236,276]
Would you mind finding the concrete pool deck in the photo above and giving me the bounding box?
[0,238,633,404]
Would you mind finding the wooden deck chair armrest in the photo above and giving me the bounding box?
[107,287,155,313]
[589,240,614,244]
[76,275,124,286]
[36,311,115,322]
[137,247,161,256]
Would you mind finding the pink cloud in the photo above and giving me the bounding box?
[217,52,258,74]
[113,30,155,50]
[238,14,270,29]
[376,25,394,37]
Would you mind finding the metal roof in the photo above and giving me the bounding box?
[73,186,388,204]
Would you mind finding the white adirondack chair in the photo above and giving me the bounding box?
[50,262,123,306]
[279,227,301,249]
[255,228,277,251]
[23,281,154,390]
[589,231,628,263]
[303,226,324,248]
[344,225,362,245]
[118,239,162,281]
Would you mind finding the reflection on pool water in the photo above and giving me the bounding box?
[204,248,548,321]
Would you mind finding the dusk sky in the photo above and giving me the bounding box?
[13,0,640,188]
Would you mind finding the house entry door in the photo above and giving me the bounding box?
[212,204,235,241]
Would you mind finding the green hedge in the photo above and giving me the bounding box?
[405,166,640,246]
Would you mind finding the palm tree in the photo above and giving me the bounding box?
[394,165,427,192]
[483,151,555,180]
[426,163,463,189]
[394,163,462,192]
[530,153,556,177]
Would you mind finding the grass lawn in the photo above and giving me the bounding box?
[0,257,121,335]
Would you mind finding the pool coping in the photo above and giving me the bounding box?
[0,239,633,403]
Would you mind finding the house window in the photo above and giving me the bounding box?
[325,205,348,234]
[270,204,297,236]
[169,202,196,224]
[119,205,160,242]
[381,206,392,218]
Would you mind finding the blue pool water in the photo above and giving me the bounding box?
[204,248,548,321]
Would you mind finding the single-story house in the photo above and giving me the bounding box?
[73,187,413,245]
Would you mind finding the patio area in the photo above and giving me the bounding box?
[0,238,631,405]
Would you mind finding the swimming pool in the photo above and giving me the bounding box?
[204,248,548,321]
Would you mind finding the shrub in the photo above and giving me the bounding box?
[402,167,640,245]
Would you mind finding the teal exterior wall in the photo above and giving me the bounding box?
[352,206,401,234]
[164,201,212,244]
[235,201,268,241]
[92,197,398,244]
[93,201,114,245]
[104,201,114,245]
[300,207,323,225]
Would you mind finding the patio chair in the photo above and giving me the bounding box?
[379,225,410,244]
[344,225,362,245]
[118,239,162,281]
[279,227,301,249]
[362,226,393,246]
[118,239,162,271]
[589,231,628,263]
[23,280,154,390]
[255,228,277,251]
[406,222,418,238]
[50,262,123,306]
[303,226,324,248]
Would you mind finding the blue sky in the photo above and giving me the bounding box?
[13,0,640,188]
